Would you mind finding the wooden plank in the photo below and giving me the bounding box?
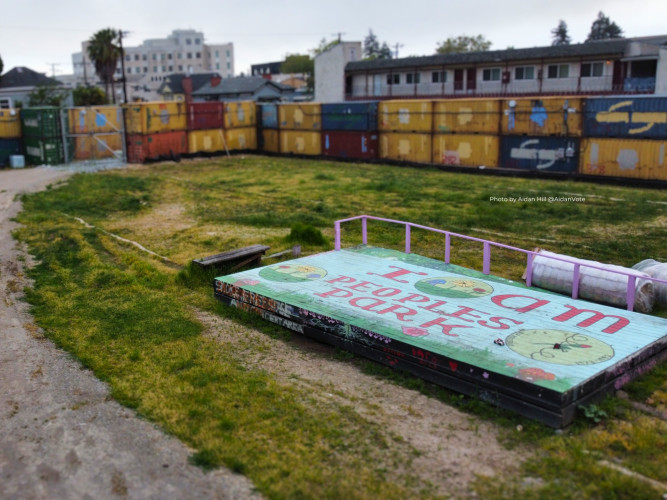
[193,244,270,268]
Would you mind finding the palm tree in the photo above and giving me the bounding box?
[87,28,120,104]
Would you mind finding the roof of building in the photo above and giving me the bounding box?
[157,72,220,95]
[192,75,294,96]
[346,38,639,72]
[0,67,62,89]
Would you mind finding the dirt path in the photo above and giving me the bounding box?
[0,167,261,500]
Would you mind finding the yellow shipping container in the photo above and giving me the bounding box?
[188,129,226,153]
[379,100,432,133]
[0,109,21,138]
[67,106,122,135]
[280,130,321,155]
[224,101,257,128]
[433,98,500,134]
[501,97,583,136]
[70,134,123,160]
[433,134,499,168]
[225,127,257,151]
[278,103,322,130]
[380,132,431,163]
[123,101,187,134]
[261,129,280,153]
[580,138,667,181]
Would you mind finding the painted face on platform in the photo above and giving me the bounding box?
[415,277,494,298]
[259,264,328,282]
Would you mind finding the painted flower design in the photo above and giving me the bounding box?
[517,367,556,382]
[233,278,260,287]
[450,279,477,288]
[401,326,429,337]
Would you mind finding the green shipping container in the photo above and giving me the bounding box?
[23,136,64,165]
[20,107,62,138]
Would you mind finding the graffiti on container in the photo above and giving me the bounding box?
[510,139,575,170]
[411,347,439,370]
[398,109,410,124]
[595,101,667,135]
[530,101,548,127]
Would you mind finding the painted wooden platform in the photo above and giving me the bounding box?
[213,245,667,427]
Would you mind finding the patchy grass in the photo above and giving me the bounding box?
[16,155,667,499]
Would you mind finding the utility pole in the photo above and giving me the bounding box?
[118,30,128,103]
[393,43,404,59]
[46,62,60,77]
[332,32,345,43]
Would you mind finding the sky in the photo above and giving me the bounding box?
[2,0,667,79]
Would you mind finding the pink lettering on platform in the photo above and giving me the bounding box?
[552,305,630,334]
[367,266,428,283]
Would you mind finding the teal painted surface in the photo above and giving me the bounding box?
[217,246,667,394]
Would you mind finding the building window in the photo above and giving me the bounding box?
[226,62,231,69]
[168,65,173,71]
[196,52,201,59]
[432,71,446,83]
[581,62,604,77]
[482,68,501,81]
[548,64,570,79]
[226,50,230,58]
[386,74,400,85]
[195,38,200,45]
[152,54,157,61]
[406,72,421,84]
[153,66,158,72]
[178,65,183,71]
[515,66,535,80]
[187,52,192,59]
[162,66,166,72]
[142,54,147,61]
[168,54,172,60]
[215,50,219,58]
[186,38,191,45]
[216,63,220,70]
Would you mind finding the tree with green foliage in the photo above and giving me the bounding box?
[73,85,107,106]
[87,28,121,103]
[281,54,314,92]
[28,85,68,107]
[551,20,571,46]
[312,38,340,56]
[585,11,623,42]
[435,35,492,54]
[363,30,392,60]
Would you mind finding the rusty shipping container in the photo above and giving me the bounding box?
[68,135,123,161]
[380,132,431,163]
[126,131,187,163]
[224,101,256,128]
[321,101,378,132]
[259,103,278,129]
[379,100,432,133]
[280,130,322,155]
[20,107,61,138]
[187,102,224,131]
[0,109,21,138]
[322,131,378,160]
[188,129,226,154]
[225,127,257,151]
[432,134,499,168]
[67,106,122,135]
[433,98,500,134]
[279,103,322,130]
[501,97,583,137]
[124,102,187,135]
[23,136,64,165]
[260,129,280,153]
[583,96,667,139]
[500,136,578,173]
[579,138,667,181]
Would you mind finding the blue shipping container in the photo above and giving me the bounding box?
[0,138,22,167]
[322,101,378,131]
[583,96,667,139]
[259,104,278,129]
[500,136,579,173]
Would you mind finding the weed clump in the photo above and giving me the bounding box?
[284,223,327,246]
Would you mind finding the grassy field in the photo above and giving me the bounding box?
[16,155,667,499]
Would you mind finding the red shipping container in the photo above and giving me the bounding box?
[126,131,188,163]
[321,131,378,160]
[187,102,225,131]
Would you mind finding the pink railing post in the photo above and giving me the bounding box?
[334,221,341,250]
[405,224,411,253]
[572,264,580,299]
[362,217,367,245]
[626,275,636,312]
[483,242,491,275]
[445,233,451,264]
[525,253,534,287]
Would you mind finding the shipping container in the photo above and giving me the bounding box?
[280,130,322,155]
[379,100,432,133]
[583,96,667,139]
[579,138,667,181]
[124,102,187,134]
[67,134,123,160]
[188,129,226,154]
[224,127,257,151]
[23,136,64,165]
[279,103,322,130]
[126,131,187,163]
[0,109,21,138]
[187,102,224,131]
[500,136,578,173]
[260,129,280,153]
[259,103,278,129]
[224,101,257,128]
[501,97,583,136]
[20,107,62,138]
[0,138,22,166]
[432,134,499,168]
[66,106,122,135]
[433,98,500,134]
[322,131,378,160]
[321,101,379,131]
[380,132,431,163]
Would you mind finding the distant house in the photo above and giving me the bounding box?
[157,72,221,101]
[192,75,295,102]
[0,67,67,108]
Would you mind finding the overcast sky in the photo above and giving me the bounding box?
[2,0,666,79]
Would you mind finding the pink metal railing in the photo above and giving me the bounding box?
[334,215,667,312]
